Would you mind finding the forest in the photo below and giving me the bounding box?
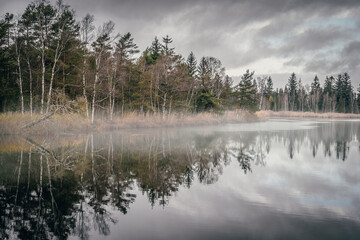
[1,0,360,124]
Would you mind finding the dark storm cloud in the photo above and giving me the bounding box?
[282,27,352,53]
[1,0,360,85]
[304,40,360,74]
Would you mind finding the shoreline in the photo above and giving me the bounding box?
[257,110,360,119]
[1,110,360,136]
[0,110,259,136]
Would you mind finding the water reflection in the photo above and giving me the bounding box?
[0,120,359,239]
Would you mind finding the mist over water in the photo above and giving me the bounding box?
[1,119,360,240]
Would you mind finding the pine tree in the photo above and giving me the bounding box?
[342,73,353,113]
[265,76,273,98]
[233,69,258,112]
[186,52,197,77]
[264,76,273,109]
[357,84,360,113]
[116,32,139,62]
[310,75,321,112]
[221,75,234,108]
[150,36,161,62]
[0,13,17,112]
[198,57,210,92]
[162,35,174,55]
[335,74,344,112]
[324,76,334,95]
[114,32,139,117]
[323,76,335,112]
[297,78,305,112]
[288,73,297,111]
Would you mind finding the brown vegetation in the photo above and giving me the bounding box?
[0,112,90,135]
[0,110,260,136]
[257,110,360,119]
[100,110,259,130]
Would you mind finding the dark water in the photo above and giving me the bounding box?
[1,119,360,240]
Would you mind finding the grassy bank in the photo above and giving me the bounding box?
[0,112,91,135]
[257,110,360,119]
[0,110,259,135]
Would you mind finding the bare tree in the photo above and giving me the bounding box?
[80,13,95,118]
[46,1,78,113]
[32,0,55,114]
[14,19,24,114]
[91,21,118,123]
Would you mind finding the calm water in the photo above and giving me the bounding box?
[1,119,360,240]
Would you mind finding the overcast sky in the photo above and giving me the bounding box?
[1,0,360,87]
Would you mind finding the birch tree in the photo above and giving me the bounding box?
[32,0,55,114]
[14,19,24,114]
[80,14,95,118]
[46,0,78,113]
[91,21,117,123]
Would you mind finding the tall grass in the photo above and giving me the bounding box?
[98,110,259,130]
[0,110,259,135]
[0,112,90,135]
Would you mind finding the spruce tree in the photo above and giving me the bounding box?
[324,76,334,95]
[116,32,139,62]
[0,13,17,111]
[342,73,353,113]
[162,35,174,55]
[265,76,273,97]
[357,84,360,113]
[186,51,197,77]
[264,76,273,109]
[288,73,297,111]
[335,74,344,112]
[198,57,210,92]
[311,75,321,112]
[233,69,258,112]
[150,36,161,62]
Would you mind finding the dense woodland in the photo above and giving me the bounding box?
[1,0,360,123]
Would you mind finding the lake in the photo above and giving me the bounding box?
[1,119,360,240]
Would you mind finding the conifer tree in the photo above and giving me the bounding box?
[150,36,161,62]
[233,69,257,112]
[162,35,174,55]
[335,74,345,112]
[311,75,321,112]
[288,73,297,111]
[265,76,273,98]
[323,76,335,112]
[357,84,360,113]
[186,52,197,77]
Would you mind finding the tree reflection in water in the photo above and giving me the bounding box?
[0,120,359,239]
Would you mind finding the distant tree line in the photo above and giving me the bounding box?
[1,0,360,122]
[256,72,360,114]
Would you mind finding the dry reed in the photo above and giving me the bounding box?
[257,110,360,119]
[0,110,259,135]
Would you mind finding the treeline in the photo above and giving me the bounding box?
[258,73,360,114]
[1,0,360,123]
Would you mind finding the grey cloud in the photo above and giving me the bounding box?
[279,26,353,56]
[304,41,360,74]
[1,0,360,86]
[284,57,305,67]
